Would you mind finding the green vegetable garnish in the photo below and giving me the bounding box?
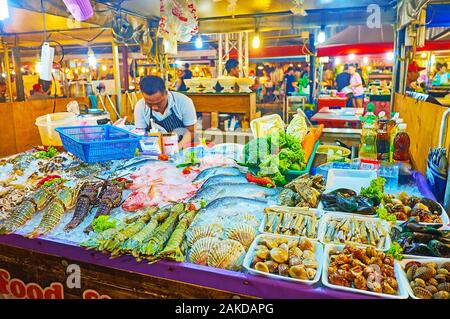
[385,242,403,260]
[43,178,65,188]
[360,177,386,201]
[91,216,117,233]
[34,146,59,159]
[200,199,207,209]
[376,207,397,222]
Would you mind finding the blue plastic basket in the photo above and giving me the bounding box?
[55,125,141,163]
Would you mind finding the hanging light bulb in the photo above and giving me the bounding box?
[101,65,107,72]
[363,56,369,65]
[195,35,203,49]
[0,0,9,21]
[334,57,341,65]
[421,52,427,59]
[88,48,97,68]
[386,51,394,61]
[252,33,261,49]
[317,31,326,44]
[35,61,42,74]
[348,53,356,61]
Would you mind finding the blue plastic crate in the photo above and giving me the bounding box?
[55,125,141,163]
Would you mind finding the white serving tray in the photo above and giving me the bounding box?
[243,233,324,286]
[318,212,391,251]
[259,206,324,240]
[321,244,409,299]
[390,201,450,226]
[398,257,450,299]
[325,168,377,193]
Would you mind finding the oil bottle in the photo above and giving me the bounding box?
[393,123,410,163]
[359,116,378,159]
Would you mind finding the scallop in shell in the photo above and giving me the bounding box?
[241,213,260,228]
[425,285,438,295]
[289,247,303,258]
[407,264,418,281]
[414,266,436,280]
[440,262,450,272]
[306,268,317,280]
[302,250,315,260]
[207,239,246,270]
[188,237,221,265]
[437,282,450,293]
[186,223,223,247]
[255,246,270,259]
[224,224,256,248]
[433,291,449,299]
[413,286,433,299]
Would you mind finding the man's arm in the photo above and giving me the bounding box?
[179,124,195,149]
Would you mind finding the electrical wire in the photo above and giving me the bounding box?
[57,29,107,43]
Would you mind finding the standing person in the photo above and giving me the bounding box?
[0,81,7,102]
[432,62,449,86]
[271,63,284,86]
[284,67,296,96]
[225,58,239,77]
[172,69,187,92]
[348,64,365,108]
[183,63,193,80]
[134,76,197,149]
[335,64,351,91]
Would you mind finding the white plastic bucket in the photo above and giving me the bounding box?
[35,112,79,146]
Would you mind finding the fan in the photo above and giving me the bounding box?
[112,15,135,42]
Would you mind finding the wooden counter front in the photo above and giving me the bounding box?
[183,92,260,121]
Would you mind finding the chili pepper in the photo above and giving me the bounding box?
[158,154,169,161]
[246,172,275,188]
[36,175,61,187]
[182,167,192,175]
[188,203,196,211]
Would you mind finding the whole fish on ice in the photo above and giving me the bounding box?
[199,196,268,216]
[191,183,281,204]
[193,166,242,183]
[200,174,247,189]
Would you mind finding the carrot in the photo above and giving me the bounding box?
[314,124,324,141]
[302,131,316,162]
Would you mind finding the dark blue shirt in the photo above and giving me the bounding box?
[335,72,351,91]
[284,74,296,94]
[183,69,193,80]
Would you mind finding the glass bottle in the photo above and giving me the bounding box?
[393,123,410,162]
[359,118,378,159]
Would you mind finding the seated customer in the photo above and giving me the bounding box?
[29,84,49,100]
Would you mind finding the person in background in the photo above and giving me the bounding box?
[348,64,365,108]
[39,79,52,95]
[357,67,366,86]
[0,81,7,102]
[284,67,297,96]
[432,62,449,86]
[29,83,49,100]
[105,66,115,80]
[183,63,193,80]
[406,61,426,92]
[173,69,187,92]
[225,58,239,77]
[271,63,285,86]
[323,67,334,89]
[134,76,197,148]
[335,64,351,91]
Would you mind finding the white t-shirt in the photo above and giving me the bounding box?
[134,91,197,130]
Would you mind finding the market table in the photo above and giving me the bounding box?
[0,233,375,299]
[311,107,363,128]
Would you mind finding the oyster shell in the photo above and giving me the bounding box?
[440,262,450,272]
[302,250,315,260]
[224,224,256,248]
[241,213,260,228]
[289,247,303,258]
[255,246,270,259]
[188,237,221,265]
[264,260,279,273]
[303,258,318,269]
[207,239,246,270]
[413,286,433,299]
[186,223,223,247]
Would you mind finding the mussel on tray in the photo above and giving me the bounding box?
[390,218,450,258]
[319,188,379,215]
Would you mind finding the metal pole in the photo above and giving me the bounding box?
[122,46,129,91]
[238,32,243,78]
[309,33,316,105]
[12,44,25,101]
[244,32,249,78]
[218,34,223,76]
[3,43,13,102]
[225,33,229,63]
[112,40,122,116]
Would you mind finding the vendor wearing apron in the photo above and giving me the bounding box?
[134,76,197,148]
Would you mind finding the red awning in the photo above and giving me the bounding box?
[249,45,310,58]
[416,40,450,51]
[317,43,394,57]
